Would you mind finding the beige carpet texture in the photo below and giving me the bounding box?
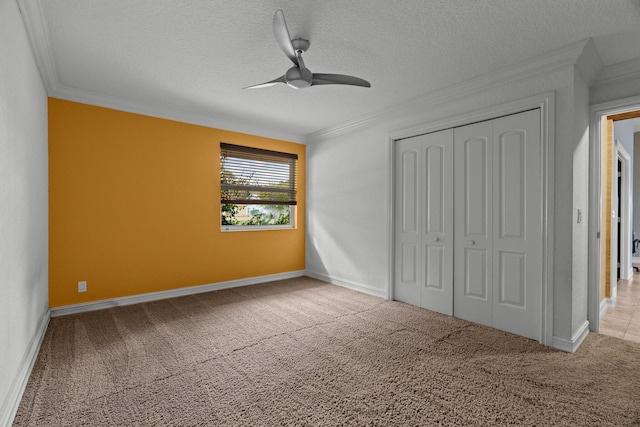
[13,277,640,426]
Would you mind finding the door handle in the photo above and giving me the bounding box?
[469,240,475,245]
[434,237,440,242]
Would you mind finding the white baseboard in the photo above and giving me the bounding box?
[1,308,50,427]
[552,320,590,353]
[599,297,614,319]
[305,270,388,299]
[51,270,306,317]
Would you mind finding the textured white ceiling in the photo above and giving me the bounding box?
[19,0,640,141]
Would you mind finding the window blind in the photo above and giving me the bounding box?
[220,143,298,205]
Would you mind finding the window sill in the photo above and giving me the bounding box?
[221,224,295,232]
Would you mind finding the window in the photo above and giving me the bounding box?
[220,143,297,230]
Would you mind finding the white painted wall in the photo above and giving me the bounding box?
[571,69,590,337]
[0,0,49,424]
[306,124,391,297]
[307,48,590,348]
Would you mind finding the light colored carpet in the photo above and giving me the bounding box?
[14,276,640,426]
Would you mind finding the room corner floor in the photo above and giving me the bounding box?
[600,271,640,343]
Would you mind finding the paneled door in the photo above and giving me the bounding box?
[394,109,542,342]
[453,120,494,328]
[453,109,542,340]
[394,129,454,315]
[490,110,542,340]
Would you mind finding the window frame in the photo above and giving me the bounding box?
[221,205,295,232]
[220,143,298,231]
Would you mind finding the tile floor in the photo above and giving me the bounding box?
[599,271,640,343]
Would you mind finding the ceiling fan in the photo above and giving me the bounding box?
[245,10,371,90]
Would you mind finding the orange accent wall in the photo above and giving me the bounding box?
[49,98,305,307]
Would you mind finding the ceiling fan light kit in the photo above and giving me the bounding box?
[245,10,371,90]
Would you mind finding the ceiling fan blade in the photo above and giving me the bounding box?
[273,10,299,66]
[312,73,371,88]
[243,75,286,89]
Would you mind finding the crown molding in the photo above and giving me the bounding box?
[20,0,630,147]
[306,39,593,143]
[52,86,305,143]
[575,38,604,86]
[594,56,640,87]
[17,0,305,143]
[17,0,58,95]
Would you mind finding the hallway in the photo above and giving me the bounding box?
[600,271,640,342]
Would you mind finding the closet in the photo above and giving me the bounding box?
[394,109,542,341]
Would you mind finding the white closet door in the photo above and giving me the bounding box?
[491,109,542,341]
[395,136,422,305]
[453,120,494,327]
[395,109,543,341]
[394,129,454,315]
[421,129,454,314]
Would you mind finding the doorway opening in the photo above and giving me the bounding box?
[589,97,640,340]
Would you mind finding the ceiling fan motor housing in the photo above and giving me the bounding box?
[291,38,310,53]
[286,66,312,89]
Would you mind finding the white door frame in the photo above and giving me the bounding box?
[588,94,640,333]
[388,92,554,346]
[614,141,632,287]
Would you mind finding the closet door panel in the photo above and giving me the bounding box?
[394,129,454,315]
[394,140,421,305]
[425,245,444,290]
[454,121,493,327]
[400,242,418,284]
[464,248,488,298]
[401,149,419,234]
[498,251,525,307]
[492,109,542,341]
[420,129,454,315]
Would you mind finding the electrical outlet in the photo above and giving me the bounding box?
[78,281,87,293]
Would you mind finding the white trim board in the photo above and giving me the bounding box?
[305,270,389,299]
[308,39,593,143]
[600,298,613,320]
[51,270,306,317]
[22,0,630,150]
[594,57,640,87]
[552,321,590,353]
[16,0,304,144]
[0,309,50,427]
[51,86,305,144]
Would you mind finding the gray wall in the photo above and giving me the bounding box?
[614,120,635,160]
[570,69,590,338]
[0,0,49,424]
